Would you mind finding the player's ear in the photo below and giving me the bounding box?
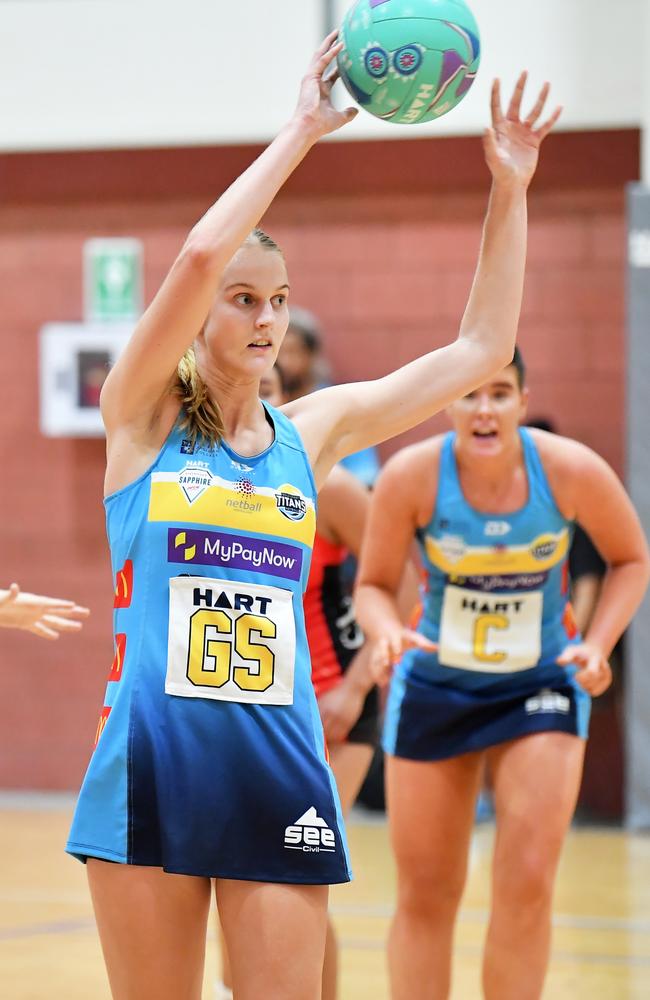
[519,386,530,421]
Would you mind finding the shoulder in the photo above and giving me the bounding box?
[529,428,612,477]
[528,429,618,516]
[380,434,445,480]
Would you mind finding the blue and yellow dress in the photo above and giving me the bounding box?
[67,405,351,883]
[384,428,591,761]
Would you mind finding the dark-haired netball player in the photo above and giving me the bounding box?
[355,348,650,1000]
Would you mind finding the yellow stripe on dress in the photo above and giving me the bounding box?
[425,528,570,576]
[148,475,316,547]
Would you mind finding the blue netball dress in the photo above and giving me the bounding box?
[384,428,591,761]
[67,405,351,883]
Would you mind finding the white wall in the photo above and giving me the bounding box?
[0,0,644,152]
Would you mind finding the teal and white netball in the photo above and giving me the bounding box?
[337,0,480,124]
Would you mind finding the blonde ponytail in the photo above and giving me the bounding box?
[175,346,225,449]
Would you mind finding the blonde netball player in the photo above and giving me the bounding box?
[65,30,560,1000]
[355,348,650,1000]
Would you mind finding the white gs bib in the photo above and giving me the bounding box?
[166,576,296,705]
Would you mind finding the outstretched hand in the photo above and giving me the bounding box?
[0,583,90,640]
[484,72,562,188]
[370,626,437,686]
[557,642,612,697]
[293,30,358,140]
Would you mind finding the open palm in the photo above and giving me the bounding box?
[294,30,358,139]
[0,583,89,640]
[484,72,562,188]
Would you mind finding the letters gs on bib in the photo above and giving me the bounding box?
[166,576,296,705]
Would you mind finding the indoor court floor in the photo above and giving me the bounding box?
[1,794,649,999]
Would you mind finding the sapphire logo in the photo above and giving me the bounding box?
[439,534,466,564]
[178,463,214,504]
[284,807,335,853]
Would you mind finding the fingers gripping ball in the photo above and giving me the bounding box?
[337,0,480,124]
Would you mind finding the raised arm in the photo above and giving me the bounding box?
[286,75,562,485]
[101,32,356,432]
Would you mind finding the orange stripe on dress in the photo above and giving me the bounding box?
[94,707,111,748]
[563,602,579,641]
[113,559,133,609]
[561,559,570,596]
[107,634,127,682]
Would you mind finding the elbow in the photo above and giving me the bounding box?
[180,234,227,275]
[482,338,516,374]
[461,336,514,383]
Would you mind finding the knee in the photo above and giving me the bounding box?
[397,862,467,922]
[495,848,556,915]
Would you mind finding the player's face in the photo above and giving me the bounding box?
[448,364,528,457]
[200,244,290,379]
[276,327,317,392]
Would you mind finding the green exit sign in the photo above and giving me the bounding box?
[84,238,143,322]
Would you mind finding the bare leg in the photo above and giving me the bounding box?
[216,923,233,996]
[321,742,374,1000]
[386,752,484,1000]
[217,879,329,1000]
[483,733,586,1000]
[213,743,371,1000]
[87,859,212,1000]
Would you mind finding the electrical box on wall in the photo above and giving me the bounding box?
[39,323,131,437]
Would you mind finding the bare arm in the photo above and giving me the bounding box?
[316,463,420,738]
[571,575,602,635]
[316,464,371,554]
[100,33,356,434]
[0,583,90,641]
[565,447,650,657]
[552,440,650,694]
[286,76,562,486]
[354,445,438,683]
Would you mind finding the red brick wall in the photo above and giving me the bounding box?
[0,131,637,788]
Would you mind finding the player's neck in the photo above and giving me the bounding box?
[456,436,526,508]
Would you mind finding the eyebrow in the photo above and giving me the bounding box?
[224,282,290,291]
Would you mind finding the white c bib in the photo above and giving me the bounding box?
[439,584,543,673]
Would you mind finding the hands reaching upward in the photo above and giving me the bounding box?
[484,72,562,188]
